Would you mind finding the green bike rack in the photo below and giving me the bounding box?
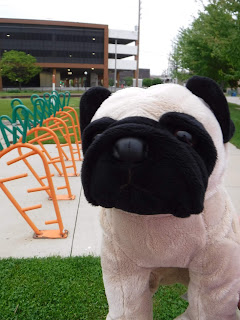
[0,141,4,151]
[11,98,25,128]
[11,98,35,129]
[51,90,59,97]
[1,90,71,152]
[32,98,48,127]
[30,95,53,126]
[58,92,66,111]
[12,105,30,144]
[43,93,59,116]
[65,91,71,107]
[0,105,30,149]
[30,94,40,105]
[43,93,54,117]
[55,91,71,111]
[0,115,14,148]
[50,94,59,116]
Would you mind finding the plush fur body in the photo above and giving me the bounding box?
[80,77,240,319]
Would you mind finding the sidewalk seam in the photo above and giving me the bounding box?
[70,185,82,257]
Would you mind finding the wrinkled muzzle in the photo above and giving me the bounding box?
[81,115,217,218]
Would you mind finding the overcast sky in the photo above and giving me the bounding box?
[0,0,204,75]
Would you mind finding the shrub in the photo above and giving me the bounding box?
[109,79,114,86]
[152,78,163,85]
[123,77,133,86]
[143,78,153,87]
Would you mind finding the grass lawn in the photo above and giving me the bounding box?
[0,97,81,145]
[0,90,84,97]
[229,103,240,148]
[0,97,80,118]
[0,90,51,97]
[0,256,188,320]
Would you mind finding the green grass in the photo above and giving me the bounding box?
[0,256,187,320]
[0,97,80,118]
[0,91,48,96]
[229,103,240,148]
[0,97,81,145]
[0,90,84,96]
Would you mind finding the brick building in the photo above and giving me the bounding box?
[0,18,148,89]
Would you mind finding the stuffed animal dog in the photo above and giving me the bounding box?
[80,76,240,320]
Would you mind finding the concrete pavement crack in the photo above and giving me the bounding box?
[70,184,82,257]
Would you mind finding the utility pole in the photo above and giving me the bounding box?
[135,0,141,87]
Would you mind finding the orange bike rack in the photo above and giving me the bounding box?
[55,109,82,161]
[42,91,82,161]
[18,126,75,200]
[62,106,82,160]
[39,116,80,176]
[0,143,68,239]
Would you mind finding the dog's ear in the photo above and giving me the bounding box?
[186,76,235,143]
[80,87,111,134]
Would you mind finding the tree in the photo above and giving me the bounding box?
[0,50,41,90]
[171,0,240,88]
[170,40,193,83]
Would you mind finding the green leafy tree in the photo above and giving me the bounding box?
[170,40,193,83]
[142,78,152,87]
[171,0,240,88]
[0,50,41,90]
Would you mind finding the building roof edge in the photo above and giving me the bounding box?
[0,18,108,29]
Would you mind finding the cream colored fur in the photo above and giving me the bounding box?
[92,84,240,319]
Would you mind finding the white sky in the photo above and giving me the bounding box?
[0,0,204,75]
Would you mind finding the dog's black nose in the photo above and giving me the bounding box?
[112,137,147,162]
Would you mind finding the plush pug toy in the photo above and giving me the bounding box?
[80,76,240,320]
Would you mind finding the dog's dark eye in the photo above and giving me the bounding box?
[175,131,194,146]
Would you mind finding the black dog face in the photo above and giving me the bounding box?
[81,113,217,217]
[80,77,234,218]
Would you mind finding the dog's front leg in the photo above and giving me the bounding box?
[101,234,153,320]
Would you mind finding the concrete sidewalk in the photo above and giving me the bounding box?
[227,96,240,105]
[1,142,240,259]
[0,145,102,259]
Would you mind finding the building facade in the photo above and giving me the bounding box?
[0,18,141,90]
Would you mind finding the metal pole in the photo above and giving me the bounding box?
[114,39,117,92]
[52,74,56,92]
[136,0,141,87]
